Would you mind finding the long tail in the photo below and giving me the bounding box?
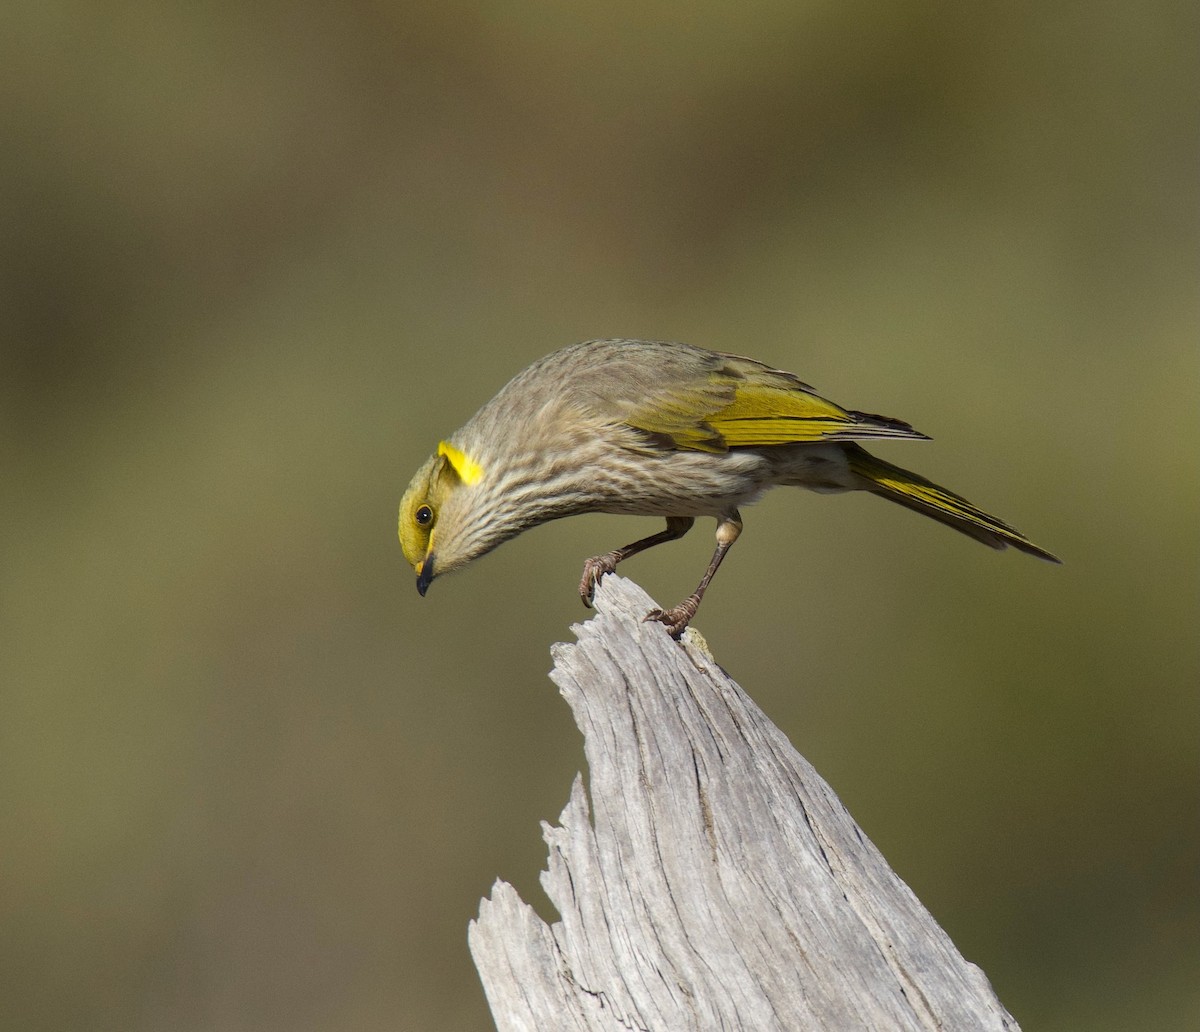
[846,445,1060,562]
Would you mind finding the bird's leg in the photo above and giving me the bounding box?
[646,511,743,638]
[580,516,695,607]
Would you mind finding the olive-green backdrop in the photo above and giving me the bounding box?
[3,3,1196,1030]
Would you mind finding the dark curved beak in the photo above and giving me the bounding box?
[415,555,435,597]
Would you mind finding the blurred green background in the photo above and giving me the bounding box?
[3,2,1196,1030]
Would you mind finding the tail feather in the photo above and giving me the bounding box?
[847,446,1060,563]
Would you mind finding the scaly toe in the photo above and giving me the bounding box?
[644,607,692,639]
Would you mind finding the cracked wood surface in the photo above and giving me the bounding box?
[468,575,1020,1032]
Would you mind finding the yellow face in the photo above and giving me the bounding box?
[398,454,440,572]
[398,441,485,589]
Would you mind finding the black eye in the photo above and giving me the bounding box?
[415,504,434,527]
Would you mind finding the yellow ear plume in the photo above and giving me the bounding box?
[437,440,484,485]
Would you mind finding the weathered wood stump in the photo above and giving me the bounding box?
[469,575,1019,1031]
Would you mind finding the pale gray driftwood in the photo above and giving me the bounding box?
[468,575,1020,1032]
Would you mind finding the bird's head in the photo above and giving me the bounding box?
[398,440,491,596]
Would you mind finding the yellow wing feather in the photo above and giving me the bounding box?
[623,359,926,452]
[708,381,880,446]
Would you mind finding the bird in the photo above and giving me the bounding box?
[398,339,1059,636]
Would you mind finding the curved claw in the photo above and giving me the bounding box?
[579,553,619,608]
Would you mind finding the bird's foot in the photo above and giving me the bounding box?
[644,597,700,639]
[579,553,620,608]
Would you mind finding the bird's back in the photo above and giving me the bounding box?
[480,339,921,452]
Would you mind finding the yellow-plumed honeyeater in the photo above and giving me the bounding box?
[399,339,1059,635]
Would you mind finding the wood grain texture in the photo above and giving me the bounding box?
[468,575,1020,1032]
